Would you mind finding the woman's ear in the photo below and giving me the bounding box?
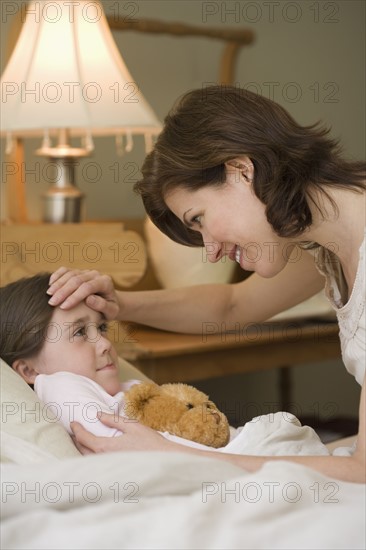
[225,156,254,184]
[12,359,38,384]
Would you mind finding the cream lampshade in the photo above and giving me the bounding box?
[0,0,161,222]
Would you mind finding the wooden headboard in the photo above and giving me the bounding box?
[0,222,147,289]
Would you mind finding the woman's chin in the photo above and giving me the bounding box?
[244,261,284,278]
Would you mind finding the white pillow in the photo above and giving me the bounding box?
[117,356,151,384]
[0,357,150,463]
[144,217,236,288]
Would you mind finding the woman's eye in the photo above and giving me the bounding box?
[191,215,202,227]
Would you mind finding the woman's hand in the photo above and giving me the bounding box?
[71,413,179,454]
[47,267,120,320]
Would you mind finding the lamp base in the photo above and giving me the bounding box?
[38,142,88,223]
[43,186,84,223]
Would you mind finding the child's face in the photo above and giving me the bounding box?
[29,302,120,396]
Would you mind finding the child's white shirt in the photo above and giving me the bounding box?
[34,371,138,437]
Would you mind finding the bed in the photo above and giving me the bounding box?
[1,357,365,550]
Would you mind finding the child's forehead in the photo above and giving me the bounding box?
[51,302,104,323]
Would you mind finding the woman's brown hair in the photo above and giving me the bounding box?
[0,273,53,366]
[135,85,365,246]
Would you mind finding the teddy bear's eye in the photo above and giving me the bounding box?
[186,403,194,409]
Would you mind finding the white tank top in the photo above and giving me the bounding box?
[314,229,366,386]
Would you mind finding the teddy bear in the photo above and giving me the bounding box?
[124,382,230,448]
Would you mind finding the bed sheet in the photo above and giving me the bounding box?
[1,447,365,550]
[1,419,365,550]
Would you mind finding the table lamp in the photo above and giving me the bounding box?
[0,0,161,222]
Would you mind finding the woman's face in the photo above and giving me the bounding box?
[165,163,294,278]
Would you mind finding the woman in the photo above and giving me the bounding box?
[47,86,365,483]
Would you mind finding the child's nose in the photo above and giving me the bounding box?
[97,334,112,354]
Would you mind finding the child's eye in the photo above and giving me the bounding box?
[98,322,109,334]
[73,326,86,338]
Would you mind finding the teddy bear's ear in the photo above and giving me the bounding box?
[123,383,161,420]
[161,383,209,405]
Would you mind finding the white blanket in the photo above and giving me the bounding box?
[163,411,332,456]
[1,413,364,549]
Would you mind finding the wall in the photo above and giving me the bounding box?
[1,0,365,220]
[1,0,364,432]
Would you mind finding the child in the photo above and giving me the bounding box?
[0,273,140,437]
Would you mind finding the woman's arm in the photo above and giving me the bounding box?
[71,376,365,484]
[48,250,324,334]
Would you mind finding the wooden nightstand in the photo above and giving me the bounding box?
[114,320,341,409]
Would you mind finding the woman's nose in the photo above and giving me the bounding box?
[203,239,224,263]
